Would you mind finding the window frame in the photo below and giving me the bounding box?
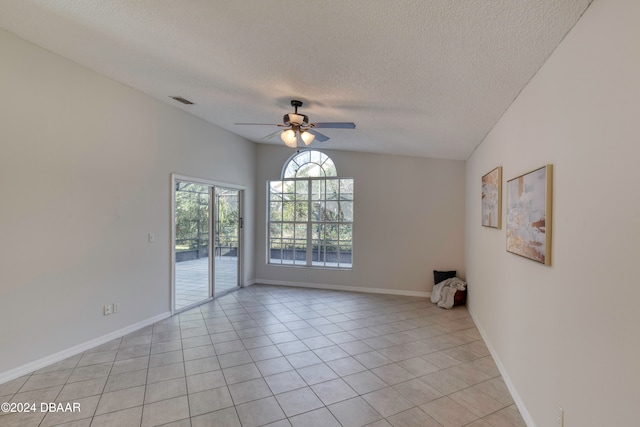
[268,150,353,270]
[281,149,337,179]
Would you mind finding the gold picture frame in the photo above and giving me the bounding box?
[482,166,502,229]
[506,164,553,265]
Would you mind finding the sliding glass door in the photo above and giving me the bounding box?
[173,177,243,312]
[214,187,241,298]
[174,181,211,310]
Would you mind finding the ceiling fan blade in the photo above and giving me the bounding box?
[234,122,281,126]
[261,129,283,141]
[311,122,356,129]
[308,128,330,142]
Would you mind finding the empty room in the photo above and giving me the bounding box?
[1,1,638,426]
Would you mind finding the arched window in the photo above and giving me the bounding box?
[282,150,337,178]
[268,150,353,268]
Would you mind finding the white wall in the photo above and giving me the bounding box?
[465,1,640,426]
[0,29,256,376]
[255,145,465,296]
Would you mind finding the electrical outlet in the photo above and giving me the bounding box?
[557,406,564,427]
[148,233,155,243]
[103,304,112,315]
[113,303,120,313]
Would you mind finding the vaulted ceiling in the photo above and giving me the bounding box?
[0,0,592,159]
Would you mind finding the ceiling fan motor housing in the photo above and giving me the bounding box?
[283,113,309,126]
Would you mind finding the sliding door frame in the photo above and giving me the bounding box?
[170,173,245,315]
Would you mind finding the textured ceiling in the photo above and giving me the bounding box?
[0,0,592,159]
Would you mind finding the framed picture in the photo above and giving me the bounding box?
[482,166,502,228]
[506,164,553,265]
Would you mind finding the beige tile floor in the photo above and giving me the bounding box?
[0,285,526,427]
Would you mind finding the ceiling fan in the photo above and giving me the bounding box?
[234,100,356,148]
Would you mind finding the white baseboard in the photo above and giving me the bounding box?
[255,279,430,298]
[0,311,171,385]
[467,307,537,427]
[243,279,257,287]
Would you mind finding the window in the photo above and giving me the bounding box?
[268,150,353,268]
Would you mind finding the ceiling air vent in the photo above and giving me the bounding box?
[170,96,194,105]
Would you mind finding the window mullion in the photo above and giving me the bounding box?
[306,178,312,266]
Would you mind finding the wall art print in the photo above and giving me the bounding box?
[482,166,502,228]
[506,164,553,265]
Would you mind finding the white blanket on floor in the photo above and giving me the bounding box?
[431,277,466,309]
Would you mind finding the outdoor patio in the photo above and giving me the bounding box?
[175,255,238,310]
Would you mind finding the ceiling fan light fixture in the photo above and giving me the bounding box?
[281,129,297,147]
[301,131,315,145]
[287,113,306,126]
